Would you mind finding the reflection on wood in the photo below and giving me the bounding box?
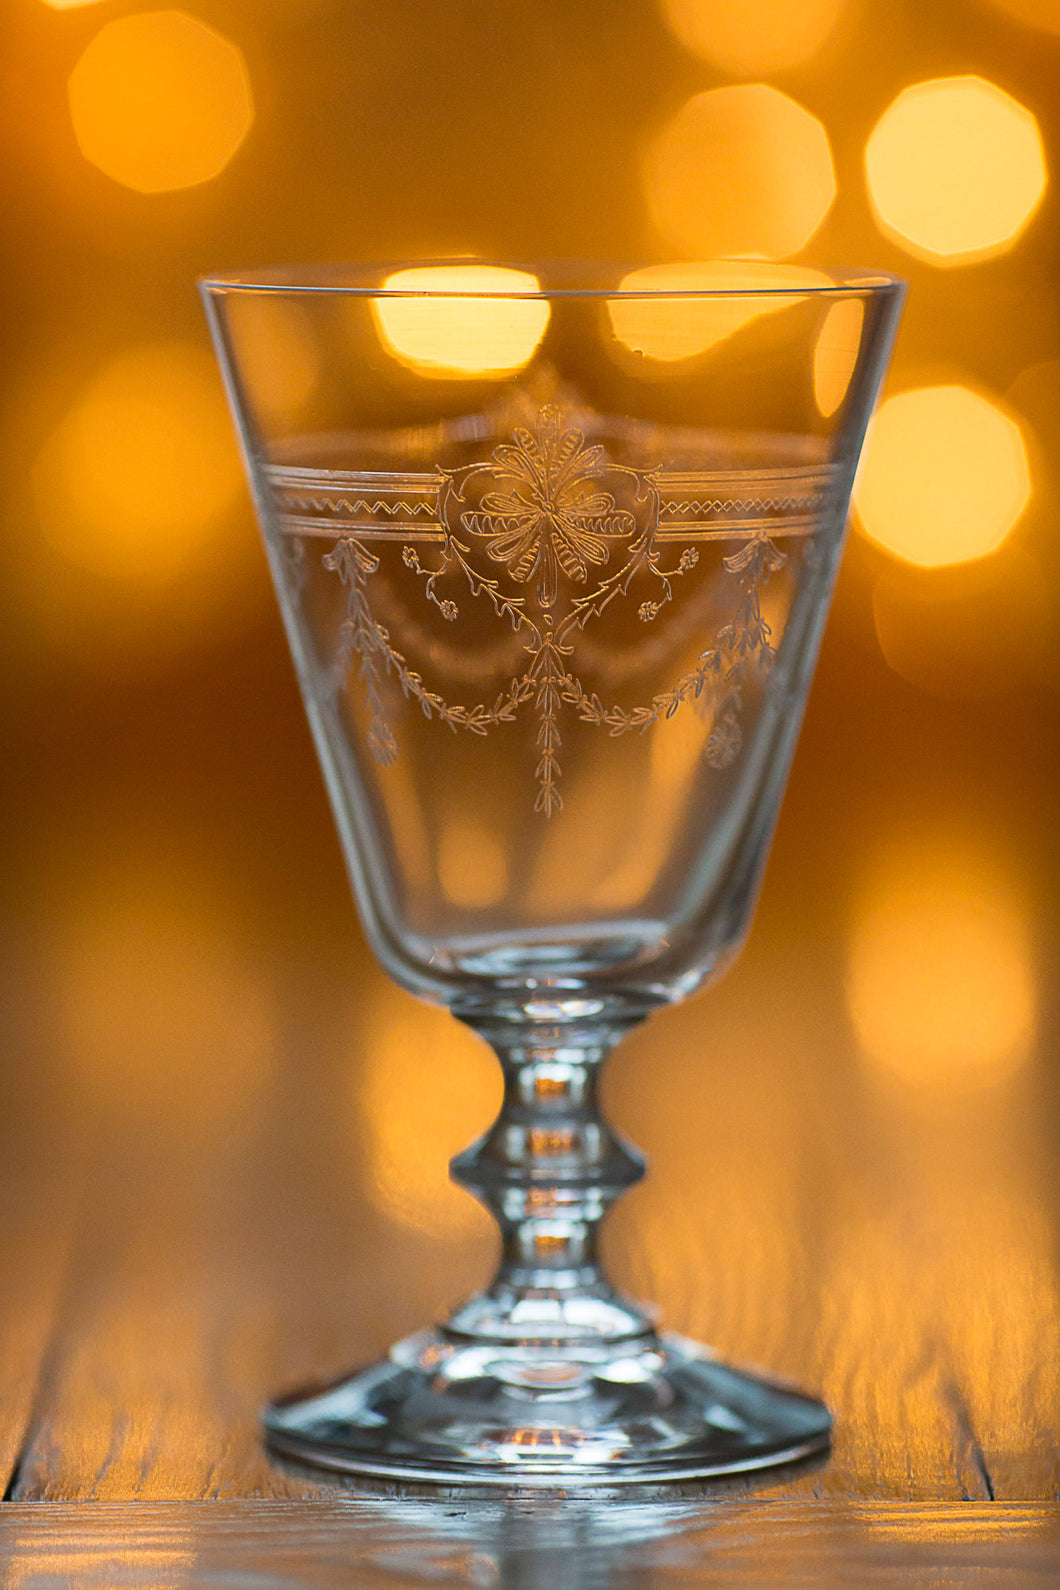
[0,1502,1059,1587]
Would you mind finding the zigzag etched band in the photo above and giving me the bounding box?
[264,461,839,544]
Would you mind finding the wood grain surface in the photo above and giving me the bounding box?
[3,886,1059,1506]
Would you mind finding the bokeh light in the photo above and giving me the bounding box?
[865,78,1046,267]
[814,297,864,417]
[68,11,254,194]
[33,342,243,586]
[372,266,550,378]
[657,0,845,76]
[854,385,1030,568]
[847,842,1036,1093]
[42,0,107,9]
[643,86,836,260]
[872,549,1053,699]
[1008,357,1060,446]
[359,992,500,1237]
[608,262,833,363]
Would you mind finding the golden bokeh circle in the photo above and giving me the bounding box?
[847,843,1036,1093]
[854,385,1030,568]
[657,0,845,76]
[643,86,836,260]
[68,11,254,194]
[865,77,1046,266]
[33,342,242,585]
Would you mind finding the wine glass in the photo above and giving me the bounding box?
[202,260,903,1486]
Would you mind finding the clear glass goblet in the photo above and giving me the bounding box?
[202,261,903,1486]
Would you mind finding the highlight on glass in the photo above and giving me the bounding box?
[202,260,904,1486]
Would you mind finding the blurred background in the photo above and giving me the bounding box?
[2,0,1060,1498]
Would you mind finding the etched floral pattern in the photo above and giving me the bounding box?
[301,405,807,814]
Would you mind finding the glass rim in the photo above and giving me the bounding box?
[198,258,906,301]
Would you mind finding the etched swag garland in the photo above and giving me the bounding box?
[268,405,834,814]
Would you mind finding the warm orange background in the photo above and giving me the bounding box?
[2,1,1059,1401]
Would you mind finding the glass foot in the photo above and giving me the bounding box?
[264,1328,831,1487]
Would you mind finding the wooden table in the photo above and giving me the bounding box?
[2,612,1059,1583]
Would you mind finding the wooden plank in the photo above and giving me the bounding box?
[0,929,91,1496]
[0,1187,79,1498]
[0,1502,1058,1588]
[9,962,498,1501]
[7,1111,360,1498]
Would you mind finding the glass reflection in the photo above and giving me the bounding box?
[3,1540,192,1590]
[373,267,550,379]
[814,298,864,419]
[609,263,833,365]
[270,1483,826,1590]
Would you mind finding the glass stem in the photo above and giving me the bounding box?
[445,1008,656,1347]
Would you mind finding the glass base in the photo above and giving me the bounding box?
[264,1328,831,1487]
